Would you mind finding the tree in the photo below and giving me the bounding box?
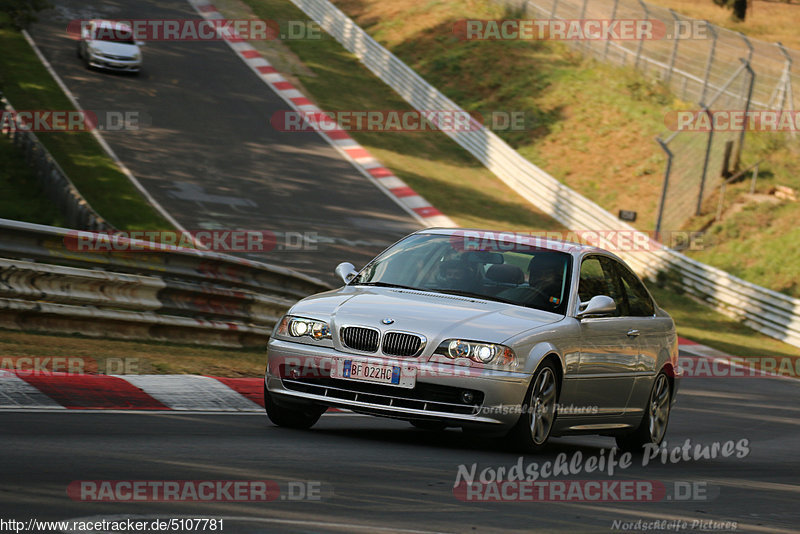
[713,0,748,21]
[0,0,51,29]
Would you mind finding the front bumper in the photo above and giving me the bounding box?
[87,54,141,72]
[266,338,532,429]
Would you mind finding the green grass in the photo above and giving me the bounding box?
[0,22,172,230]
[0,133,64,225]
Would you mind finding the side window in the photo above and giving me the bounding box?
[578,257,606,303]
[578,256,626,317]
[617,265,655,317]
[598,257,627,317]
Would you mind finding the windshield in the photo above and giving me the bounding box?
[93,27,136,45]
[352,233,572,314]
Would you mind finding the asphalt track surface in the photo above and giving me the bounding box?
[27,0,421,283]
[1,349,799,533]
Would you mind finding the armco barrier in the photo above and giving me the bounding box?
[0,219,331,347]
[289,0,800,348]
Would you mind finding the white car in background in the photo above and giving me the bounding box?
[77,20,142,73]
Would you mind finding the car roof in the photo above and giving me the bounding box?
[416,227,608,256]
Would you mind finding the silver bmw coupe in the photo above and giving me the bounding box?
[264,229,680,451]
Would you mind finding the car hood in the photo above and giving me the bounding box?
[290,286,562,345]
[89,40,140,57]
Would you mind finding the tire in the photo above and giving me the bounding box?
[616,372,672,452]
[263,384,324,430]
[410,419,448,431]
[507,360,559,452]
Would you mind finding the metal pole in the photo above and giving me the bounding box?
[749,163,759,194]
[696,108,714,216]
[664,9,680,84]
[655,137,673,242]
[700,23,717,106]
[603,0,619,61]
[775,42,796,139]
[734,59,755,170]
[578,0,589,54]
[635,0,649,72]
[551,0,559,18]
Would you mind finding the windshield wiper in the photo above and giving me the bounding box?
[355,281,421,291]
[428,288,516,305]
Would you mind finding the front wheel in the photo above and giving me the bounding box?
[263,384,324,429]
[616,372,671,452]
[507,361,559,452]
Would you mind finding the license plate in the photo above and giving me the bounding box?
[331,358,416,389]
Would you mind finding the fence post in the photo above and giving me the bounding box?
[655,137,673,242]
[749,163,759,194]
[635,0,649,72]
[603,0,619,61]
[696,108,715,216]
[550,0,560,18]
[700,22,717,105]
[772,43,796,139]
[734,59,755,169]
[664,10,680,84]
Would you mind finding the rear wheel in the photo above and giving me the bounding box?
[507,361,558,452]
[263,384,324,429]
[616,372,671,452]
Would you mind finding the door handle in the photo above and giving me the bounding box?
[626,329,640,337]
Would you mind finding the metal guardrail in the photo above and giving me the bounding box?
[289,0,800,348]
[0,219,331,347]
[0,96,113,232]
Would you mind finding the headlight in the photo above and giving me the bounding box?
[277,316,331,341]
[436,339,517,367]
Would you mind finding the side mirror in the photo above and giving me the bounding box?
[135,41,146,47]
[335,262,358,284]
[576,295,616,319]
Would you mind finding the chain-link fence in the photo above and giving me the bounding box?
[510,0,797,232]
[655,60,754,236]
